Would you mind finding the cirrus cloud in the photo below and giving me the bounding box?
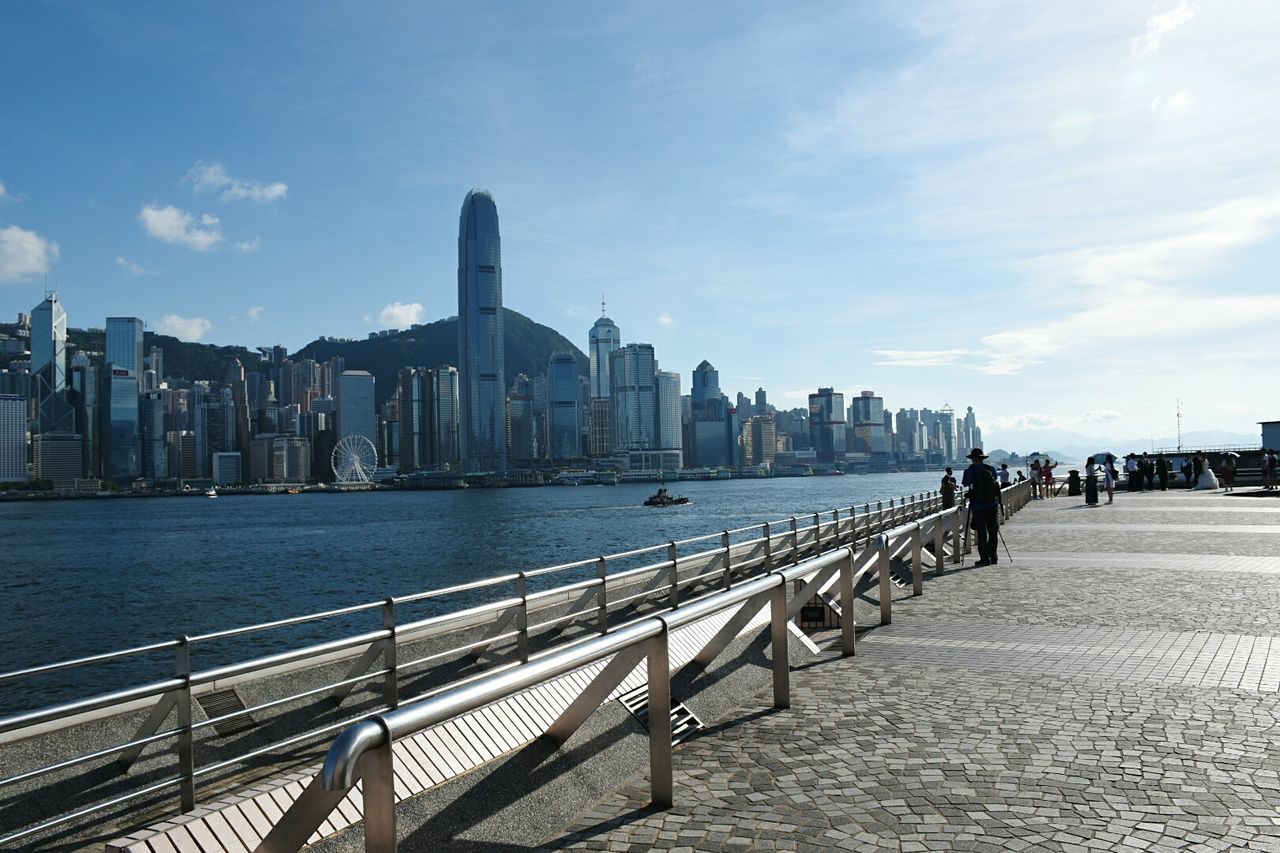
[0,225,59,283]
[154,314,212,341]
[378,301,424,327]
[138,203,223,251]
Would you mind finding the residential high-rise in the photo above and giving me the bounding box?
[547,353,583,461]
[808,388,847,464]
[31,293,74,434]
[457,189,506,472]
[656,369,683,466]
[588,309,620,400]
[610,343,657,452]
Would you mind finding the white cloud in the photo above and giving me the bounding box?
[658,311,673,326]
[234,237,263,253]
[184,162,288,204]
[114,255,158,276]
[138,203,223,251]
[0,225,59,283]
[1133,1,1197,57]
[379,302,424,327]
[247,305,265,322]
[154,314,212,341]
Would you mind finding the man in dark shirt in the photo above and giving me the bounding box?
[961,448,1002,566]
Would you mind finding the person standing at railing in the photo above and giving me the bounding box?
[1041,459,1057,498]
[1029,459,1042,499]
[940,467,958,509]
[1156,454,1170,491]
[962,448,1002,566]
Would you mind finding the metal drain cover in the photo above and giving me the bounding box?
[195,688,256,737]
[618,685,704,744]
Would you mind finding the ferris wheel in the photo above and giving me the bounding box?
[332,435,378,483]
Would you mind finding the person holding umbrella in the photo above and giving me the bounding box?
[1221,452,1238,492]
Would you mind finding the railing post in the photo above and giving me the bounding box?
[763,521,772,567]
[911,524,923,597]
[175,636,195,813]
[721,531,732,589]
[596,557,609,635]
[382,598,398,710]
[877,535,892,625]
[647,628,673,809]
[876,501,883,533]
[832,508,840,545]
[889,498,895,525]
[934,515,946,576]
[840,550,856,657]
[951,509,962,564]
[813,512,821,552]
[789,516,798,564]
[515,572,529,663]
[770,583,790,709]
[668,541,680,609]
[361,729,397,853]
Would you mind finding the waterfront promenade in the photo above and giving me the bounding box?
[551,490,1280,852]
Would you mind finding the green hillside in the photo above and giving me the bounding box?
[295,308,587,402]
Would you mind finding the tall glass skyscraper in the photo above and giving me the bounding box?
[588,311,619,399]
[547,352,583,460]
[31,293,74,434]
[609,343,657,451]
[106,317,145,386]
[457,189,506,472]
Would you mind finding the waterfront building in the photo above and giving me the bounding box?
[31,293,75,435]
[609,343,657,454]
[588,309,620,400]
[0,393,26,481]
[547,353,583,461]
[507,373,536,466]
[167,430,199,481]
[849,390,887,454]
[588,398,613,457]
[457,189,507,472]
[692,419,729,467]
[430,366,460,468]
[336,370,377,454]
[104,369,141,481]
[808,387,847,464]
[106,317,145,386]
[32,431,83,490]
[212,451,242,485]
[398,368,425,474]
[656,370,683,467]
[141,390,167,481]
[691,360,722,419]
[743,415,776,467]
[68,356,99,478]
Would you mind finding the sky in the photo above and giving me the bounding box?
[2,1,1278,449]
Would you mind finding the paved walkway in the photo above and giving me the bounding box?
[550,490,1280,852]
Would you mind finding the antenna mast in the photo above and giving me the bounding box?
[1176,399,1182,452]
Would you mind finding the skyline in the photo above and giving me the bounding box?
[3,2,1278,447]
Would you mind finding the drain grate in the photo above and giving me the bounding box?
[618,685,704,744]
[195,688,256,737]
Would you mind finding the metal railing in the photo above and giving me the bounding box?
[0,485,1018,848]
[259,489,1019,852]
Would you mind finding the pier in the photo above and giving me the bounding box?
[5,483,1280,850]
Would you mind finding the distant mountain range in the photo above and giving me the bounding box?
[3,308,586,405]
[982,428,1261,463]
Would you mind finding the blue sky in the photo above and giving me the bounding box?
[2,2,1277,447]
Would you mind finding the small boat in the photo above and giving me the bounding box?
[643,487,689,507]
[205,487,218,499]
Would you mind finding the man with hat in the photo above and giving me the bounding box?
[961,447,1002,567]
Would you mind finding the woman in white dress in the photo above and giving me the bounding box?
[1195,457,1220,490]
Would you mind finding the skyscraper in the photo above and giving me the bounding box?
[588,309,620,399]
[31,293,74,434]
[336,370,377,452]
[457,189,506,472]
[656,370,683,466]
[691,360,721,419]
[0,394,26,482]
[547,352,583,460]
[609,343,657,451]
[106,317,145,386]
[808,388,847,464]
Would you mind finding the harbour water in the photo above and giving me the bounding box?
[2,472,943,707]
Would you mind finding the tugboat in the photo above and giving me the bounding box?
[643,486,689,507]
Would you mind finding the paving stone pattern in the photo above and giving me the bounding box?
[549,491,1280,851]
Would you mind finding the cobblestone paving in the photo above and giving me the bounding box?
[549,493,1280,851]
